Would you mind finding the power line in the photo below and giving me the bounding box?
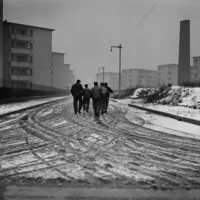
[136,0,160,29]
[121,0,160,44]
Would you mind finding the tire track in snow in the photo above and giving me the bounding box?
[1,98,200,188]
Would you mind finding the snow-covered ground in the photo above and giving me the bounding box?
[157,86,200,107]
[132,86,200,107]
[1,97,200,189]
[115,98,200,140]
[130,88,158,99]
[0,96,67,115]
[123,86,200,121]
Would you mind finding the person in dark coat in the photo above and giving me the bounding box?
[100,82,108,114]
[91,82,102,117]
[104,82,113,112]
[82,84,92,112]
[71,80,83,114]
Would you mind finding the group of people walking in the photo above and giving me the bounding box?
[71,80,113,117]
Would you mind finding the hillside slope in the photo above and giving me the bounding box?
[132,86,200,108]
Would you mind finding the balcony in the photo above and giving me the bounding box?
[11,75,31,81]
[11,61,32,68]
[11,34,32,41]
[11,47,32,54]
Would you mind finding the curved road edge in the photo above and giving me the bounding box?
[0,96,70,119]
[110,97,200,127]
[127,103,200,127]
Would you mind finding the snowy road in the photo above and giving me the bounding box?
[0,97,200,189]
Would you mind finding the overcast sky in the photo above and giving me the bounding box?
[3,0,200,87]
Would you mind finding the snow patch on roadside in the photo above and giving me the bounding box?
[132,102,200,121]
[0,96,66,115]
[131,88,158,99]
[113,99,200,140]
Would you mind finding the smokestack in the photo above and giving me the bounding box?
[178,20,190,85]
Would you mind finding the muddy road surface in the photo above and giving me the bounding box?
[0,98,200,189]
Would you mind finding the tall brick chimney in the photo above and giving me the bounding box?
[178,20,190,85]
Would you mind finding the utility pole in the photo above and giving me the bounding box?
[98,66,105,83]
[110,44,122,98]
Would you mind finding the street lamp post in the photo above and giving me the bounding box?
[110,44,122,99]
[98,66,105,83]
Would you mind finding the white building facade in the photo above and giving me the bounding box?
[122,69,158,89]
[157,64,178,87]
[96,72,119,91]
[65,64,75,89]
[3,21,54,89]
[191,56,200,81]
[52,52,75,90]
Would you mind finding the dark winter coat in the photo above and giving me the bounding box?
[106,86,113,96]
[71,83,83,97]
[83,88,92,99]
[101,86,108,98]
[91,86,102,100]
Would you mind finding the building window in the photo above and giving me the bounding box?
[11,41,30,49]
[168,71,171,75]
[30,30,33,36]
[17,55,28,62]
[18,29,26,35]
[30,43,33,50]
[11,27,14,34]
[30,56,33,63]
[168,77,171,80]
[17,42,27,49]
[30,69,32,76]
[11,68,29,76]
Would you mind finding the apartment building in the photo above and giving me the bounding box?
[65,64,75,89]
[139,69,158,88]
[51,52,75,90]
[190,56,200,81]
[3,21,54,89]
[122,69,158,89]
[0,0,3,79]
[96,72,119,91]
[52,52,65,89]
[122,69,139,89]
[68,69,75,88]
[157,64,178,86]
